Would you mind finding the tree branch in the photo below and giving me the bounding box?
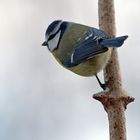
[93,0,135,139]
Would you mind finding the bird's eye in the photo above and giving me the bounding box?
[48,33,56,41]
[48,28,61,41]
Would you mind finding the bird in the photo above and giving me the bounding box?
[42,20,128,90]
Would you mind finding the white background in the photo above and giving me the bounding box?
[1,0,140,139]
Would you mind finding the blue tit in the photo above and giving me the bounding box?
[42,20,128,90]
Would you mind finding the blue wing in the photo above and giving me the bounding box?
[71,38,108,65]
[62,28,128,68]
[62,30,108,67]
[70,28,108,66]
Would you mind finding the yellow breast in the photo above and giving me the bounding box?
[68,49,112,76]
[53,49,112,77]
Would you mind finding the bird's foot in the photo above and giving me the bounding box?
[100,83,106,90]
[96,75,106,90]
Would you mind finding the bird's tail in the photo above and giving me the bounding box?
[100,35,128,47]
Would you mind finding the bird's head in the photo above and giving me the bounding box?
[42,20,64,52]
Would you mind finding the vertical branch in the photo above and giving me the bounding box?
[93,0,134,140]
[98,0,122,91]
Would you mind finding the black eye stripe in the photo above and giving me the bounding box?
[48,30,60,41]
[48,33,56,41]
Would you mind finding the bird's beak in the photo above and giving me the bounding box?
[42,41,48,46]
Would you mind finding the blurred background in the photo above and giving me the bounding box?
[1,0,140,139]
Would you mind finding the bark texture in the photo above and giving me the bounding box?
[93,0,134,140]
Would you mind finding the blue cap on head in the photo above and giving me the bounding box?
[46,20,62,35]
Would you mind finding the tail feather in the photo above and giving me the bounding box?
[100,35,128,47]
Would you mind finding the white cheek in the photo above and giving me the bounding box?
[48,31,61,52]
